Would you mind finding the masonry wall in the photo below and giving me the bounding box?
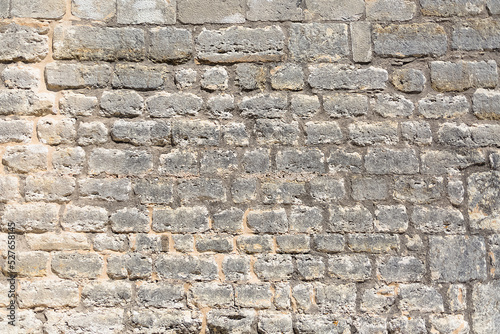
[0,0,500,333]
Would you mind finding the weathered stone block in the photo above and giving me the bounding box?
[304,0,364,20]
[328,254,371,281]
[411,206,465,234]
[137,282,185,308]
[348,234,399,253]
[111,207,149,233]
[178,178,226,203]
[3,145,48,174]
[366,0,416,21]
[155,254,218,281]
[196,235,233,253]
[313,234,345,253]
[206,310,255,334]
[89,148,153,175]
[351,22,373,63]
[189,283,234,308]
[430,60,498,92]
[45,63,111,90]
[153,206,209,233]
[100,90,144,118]
[262,180,305,205]
[315,283,356,313]
[147,92,203,117]
[468,171,500,231]
[179,0,244,23]
[0,23,49,62]
[223,255,251,281]
[240,93,287,119]
[77,121,108,146]
[365,147,419,174]
[247,0,302,21]
[377,256,425,282]
[59,92,98,117]
[51,252,103,279]
[473,88,500,120]
[37,118,76,145]
[399,284,444,312]
[172,120,220,146]
[82,281,132,307]
[129,309,201,333]
[391,68,426,93]
[296,255,325,280]
[473,282,500,333]
[2,64,40,89]
[328,204,373,233]
[256,120,299,145]
[351,176,389,200]
[117,0,176,24]
[401,121,432,145]
[72,0,116,20]
[149,27,192,63]
[196,26,285,63]
[26,232,90,251]
[420,0,485,16]
[276,148,325,173]
[111,119,171,146]
[79,178,131,201]
[11,0,66,19]
[0,119,32,144]
[394,175,444,203]
[18,281,79,308]
[254,254,293,280]
[308,64,388,90]
[133,178,174,205]
[418,94,470,119]
[305,121,343,145]
[25,172,75,203]
[112,64,165,90]
[235,283,273,308]
[375,205,408,232]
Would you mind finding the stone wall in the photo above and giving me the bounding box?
[0,0,499,333]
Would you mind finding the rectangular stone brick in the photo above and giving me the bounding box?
[45,63,111,90]
[15,251,49,277]
[328,204,373,233]
[53,25,145,61]
[117,0,176,24]
[237,235,274,254]
[348,234,399,253]
[2,144,48,173]
[289,23,349,62]
[276,235,310,253]
[149,27,193,63]
[179,0,244,23]
[172,120,220,146]
[411,206,465,234]
[399,284,444,313]
[468,171,500,231]
[304,0,364,20]
[438,123,500,147]
[254,254,293,281]
[0,175,20,202]
[25,173,75,203]
[79,178,131,201]
[394,175,444,204]
[453,19,500,51]
[373,23,447,57]
[276,148,325,173]
[18,280,79,308]
[178,178,226,204]
[365,147,419,174]
[420,0,485,16]
[247,208,288,234]
[2,203,59,233]
[153,206,209,233]
[51,252,103,279]
[315,283,356,313]
[71,0,116,20]
[0,119,32,143]
[137,282,185,308]
[377,256,425,282]
[262,181,306,204]
[351,22,372,63]
[0,90,54,116]
[473,88,500,120]
[89,148,153,176]
[155,254,218,281]
[349,121,398,146]
[37,118,76,145]
[308,64,388,90]
[418,94,470,119]
[241,94,287,119]
[11,0,66,19]
[26,232,90,251]
[130,309,202,333]
[107,253,152,279]
[190,282,234,308]
[0,22,49,62]
[63,205,108,233]
[430,60,498,92]
[328,254,371,281]
[45,309,124,333]
[82,281,131,307]
[196,235,233,253]
[200,150,238,174]
[247,0,302,21]
[112,64,165,90]
[421,149,484,174]
[313,234,345,253]
[366,0,416,21]
[235,283,273,308]
[133,178,174,204]
[111,120,171,146]
[196,26,285,64]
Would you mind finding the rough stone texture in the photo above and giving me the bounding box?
[4,2,500,332]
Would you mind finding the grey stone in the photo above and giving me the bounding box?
[89,148,152,175]
[149,27,192,63]
[223,255,252,281]
[453,18,500,51]
[401,121,432,145]
[418,94,470,118]
[247,0,302,21]
[289,23,349,62]
[159,149,198,176]
[375,205,408,232]
[129,309,202,333]
[178,178,226,203]
[247,208,288,233]
[437,123,500,147]
[429,315,470,334]
[262,180,306,205]
[189,283,234,308]
[394,176,444,203]
[430,235,487,282]
[235,63,266,90]
[448,178,465,205]
[77,121,108,146]
[100,90,144,118]
[489,235,500,278]
[292,283,316,312]
[72,0,116,20]
[133,178,174,205]
[0,23,49,62]
[315,283,356,313]
[348,234,399,253]
[137,282,185,308]
[235,283,273,308]
[51,252,103,279]
[354,317,387,334]
[270,63,303,91]
[399,284,444,312]
[172,234,194,253]
[18,281,79,308]
[2,64,40,89]
[328,149,364,173]
[93,234,129,252]
[110,207,149,233]
[45,309,124,334]
[468,171,500,231]
[276,148,325,173]
[351,176,389,200]
[155,254,218,281]
[45,62,111,90]
[310,177,346,202]
[223,123,249,146]
[147,92,203,117]
[276,235,310,253]
[201,66,228,91]
[117,0,176,24]
[206,310,256,334]
[172,120,220,146]
[112,64,165,90]
[290,94,320,118]
[37,118,76,145]
[237,235,273,254]
[25,172,75,202]
[308,64,388,90]
[196,235,233,253]
[196,26,285,63]
[373,23,448,57]
[313,234,345,253]
[255,120,299,145]
[361,285,397,313]
[296,255,325,280]
[305,121,343,145]
[200,150,238,174]
[328,204,373,233]
[476,277,500,330]
[448,284,467,312]
[2,145,48,173]
[411,206,465,234]
[430,60,498,92]
[208,94,234,119]
[59,92,98,117]
[175,68,197,88]
[0,176,20,202]
[388,316,427,334]
[135,234,165,253]
[295,315,352,334]
[391,68,426,93]
[274,283,291,310]
[53,25,145,61]
[377,256,425,282]
[366,0,416,20]
[372,93,414,117]
[289,206,323,233]
[328,254,371,281]
[240,93,287,119]
[351,22,373,63]
[12,251,49,277]
[82,281,132,307]
[111,119,171,146]
[0,90,54,116]
[0,119,32,143]
[420,0,485,16]
[11,0,66,18]
[258,312,293,334]
[179,0,244,23]
[79,178,131,201]
[242,148,270,173]
[304,0,364,20]
[365,147,419,174]
[473,88,500,119]
[231,178,258,203]
[153,206,209,233]
[254,254,293,280]
[25,232,90,251]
